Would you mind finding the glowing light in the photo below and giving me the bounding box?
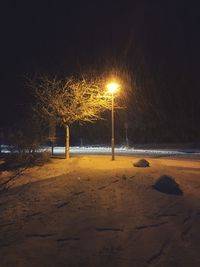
[107,82,120,94]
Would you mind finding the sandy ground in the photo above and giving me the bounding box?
[0,155,200,267]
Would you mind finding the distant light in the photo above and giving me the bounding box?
[107,82,120,94]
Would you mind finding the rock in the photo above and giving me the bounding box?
[153,175,183,195]
[133,159,150,167]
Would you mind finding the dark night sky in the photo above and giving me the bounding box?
[1,0,200,141]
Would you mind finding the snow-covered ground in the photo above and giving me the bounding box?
[0,155,200,266]
[2,145,200,157]
[66,146,200,156]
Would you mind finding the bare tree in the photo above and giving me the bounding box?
[28,75,114,158]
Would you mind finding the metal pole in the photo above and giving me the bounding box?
[111,93,115,160]
[125,127,129,148]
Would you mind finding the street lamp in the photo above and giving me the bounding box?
[107,82,120,160]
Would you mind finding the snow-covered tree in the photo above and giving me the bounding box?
[28,75,113,158]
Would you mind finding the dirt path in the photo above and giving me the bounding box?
[0,156,200,267]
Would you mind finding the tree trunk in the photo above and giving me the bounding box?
[65,125,70,159]
[51,141,54,156]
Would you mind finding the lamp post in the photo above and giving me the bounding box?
[107,82,120,160]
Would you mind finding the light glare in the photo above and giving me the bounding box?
[107,82,120,94]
